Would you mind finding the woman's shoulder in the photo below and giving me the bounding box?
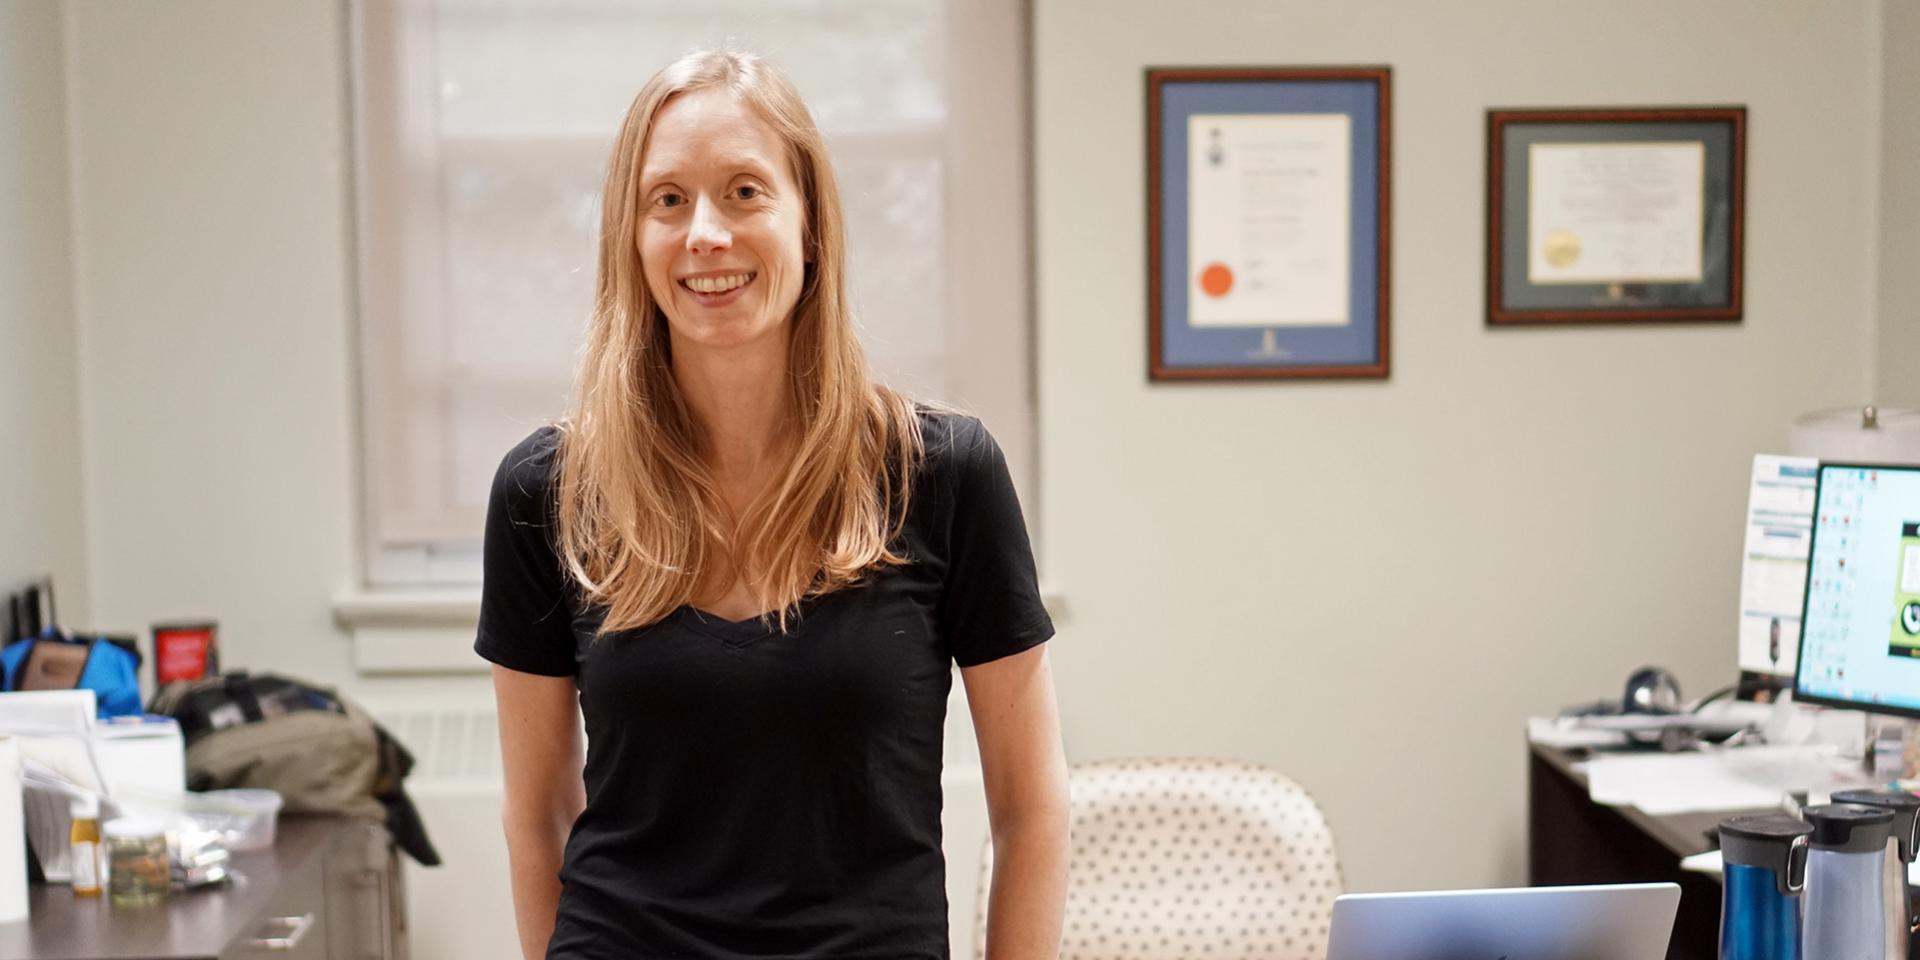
[913,405,993,468]
[489,424,564,512]
[911,405,1011,496]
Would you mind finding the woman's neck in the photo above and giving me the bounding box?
[669,329,792,481]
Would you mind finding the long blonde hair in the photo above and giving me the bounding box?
[554,50,923,635]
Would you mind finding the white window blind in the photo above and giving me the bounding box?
[348,0,1033,587]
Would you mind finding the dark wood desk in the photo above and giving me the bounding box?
[0,815,405,960]
[1528,741,1776,960]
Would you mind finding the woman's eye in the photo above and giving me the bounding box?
[734,185,760,200]
[656,193,684,208]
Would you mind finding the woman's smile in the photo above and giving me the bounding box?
[677,270,758,307]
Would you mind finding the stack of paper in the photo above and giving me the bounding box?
[1583,745,1880,816]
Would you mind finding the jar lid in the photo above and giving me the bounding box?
[102,817,167,840]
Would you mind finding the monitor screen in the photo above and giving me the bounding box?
[1794,463,1920,717]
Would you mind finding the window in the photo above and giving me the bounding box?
[348,0,1033,587]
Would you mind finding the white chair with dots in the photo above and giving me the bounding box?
[973,758,1345,960]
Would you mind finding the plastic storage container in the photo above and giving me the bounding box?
[195,788,283,852]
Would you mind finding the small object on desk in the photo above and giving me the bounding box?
[66,795,101,897]
[1717,813,1812,960]
[1625,665,1684,714]
[1872,719,1913,778]
[150,620,218,686]
[1800,803,1898,960]
[103,817,168,908]
[170,824,229,889]
[1827,787,1920,959]
[191,788,282,852]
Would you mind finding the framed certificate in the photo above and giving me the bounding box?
[1147,66,1391,381]
[1487,106,1745,325]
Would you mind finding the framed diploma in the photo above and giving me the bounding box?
[1146,66,1391,381]
[1487,106,1746,325]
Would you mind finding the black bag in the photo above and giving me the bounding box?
[149,672,440,866]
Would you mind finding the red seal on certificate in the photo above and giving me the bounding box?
[1198,262,1234,298]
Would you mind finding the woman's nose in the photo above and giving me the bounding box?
[686,196,730,254]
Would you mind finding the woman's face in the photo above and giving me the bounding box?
[636,88,808,353]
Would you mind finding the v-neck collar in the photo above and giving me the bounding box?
[670,593,830,647]
[671,604,781,646]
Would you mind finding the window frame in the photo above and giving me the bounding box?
[344,0,1037,592]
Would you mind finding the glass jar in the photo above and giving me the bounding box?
[103,818,169,907]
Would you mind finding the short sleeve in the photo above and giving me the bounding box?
[474,428,579,677]
[938,418,1055,668]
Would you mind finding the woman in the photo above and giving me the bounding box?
[476,50,1068,960]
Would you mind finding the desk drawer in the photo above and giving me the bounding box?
[221,851,331,960]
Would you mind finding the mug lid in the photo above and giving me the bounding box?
[1831,788,1920,861]
[1803,803,1896,853]
[1721,813,1814,896]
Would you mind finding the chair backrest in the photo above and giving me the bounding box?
[973,758,1343,960]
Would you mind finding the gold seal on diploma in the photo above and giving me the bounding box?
[1542,229,1581,268]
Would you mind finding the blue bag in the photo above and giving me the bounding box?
[0,632,144,718]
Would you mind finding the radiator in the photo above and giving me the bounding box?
[367,692,989,959]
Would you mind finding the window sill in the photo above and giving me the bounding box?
[333,589,483,675]
[334,583,1067,676]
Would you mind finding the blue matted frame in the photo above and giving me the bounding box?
[1147,66,1391,381]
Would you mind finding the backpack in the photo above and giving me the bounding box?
[148,672,440,866]
[1,633,144,718]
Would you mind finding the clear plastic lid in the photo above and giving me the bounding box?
[101,817,167,841]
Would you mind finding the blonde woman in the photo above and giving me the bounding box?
[476,51,1068,960]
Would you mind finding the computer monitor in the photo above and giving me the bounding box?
[1793,462,1920,717]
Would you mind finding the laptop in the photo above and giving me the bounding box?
[1326,882,1681,960]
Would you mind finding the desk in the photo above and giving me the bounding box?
[0,815,405,960]
[1528,742,1775,960]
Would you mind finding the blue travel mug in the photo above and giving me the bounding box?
[1720,813,1813,960]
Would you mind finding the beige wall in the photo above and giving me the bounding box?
[63,0,360,687]
[0,1,88,622]
[1034,0,1879,892]
[1881,0,1920,406]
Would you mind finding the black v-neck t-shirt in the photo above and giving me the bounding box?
[474,411,1053,959]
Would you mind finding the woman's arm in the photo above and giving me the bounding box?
[493,664,588,960]
[962,643,1070,960]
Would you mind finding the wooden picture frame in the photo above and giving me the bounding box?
[1486,106,1746,326]
[1147,66,1391,380]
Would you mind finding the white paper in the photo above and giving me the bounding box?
[1528,717,1629,749]
[1683,848,1920,888]
[0,739,26,923]
[1187,113,1350,327]
[1739,455,1820,676]
[1584,745,1878,816]
[1527,142,1706,284]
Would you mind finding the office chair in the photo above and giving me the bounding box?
[972,758,1344,960]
